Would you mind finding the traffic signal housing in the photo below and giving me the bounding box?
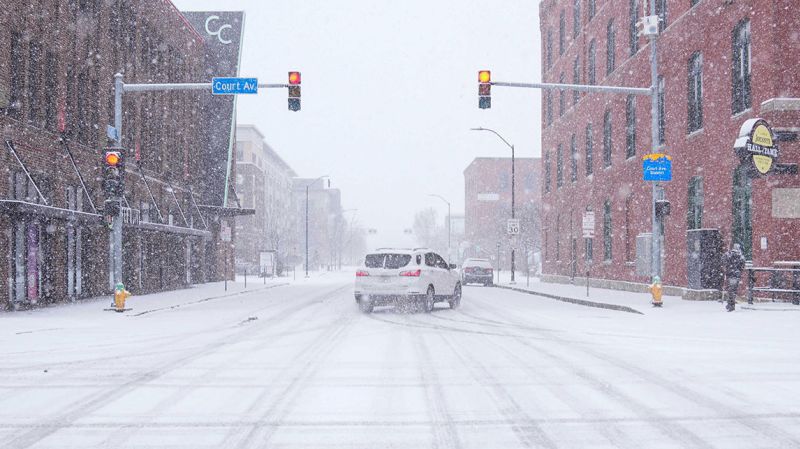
[288,71,301,111]
[103,148,126,199]
[479,70,491,109]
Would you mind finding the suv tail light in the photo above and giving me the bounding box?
[399,269,421,277]
[486,268,493,273]
[356,270,370,277]
[464,267,473,273]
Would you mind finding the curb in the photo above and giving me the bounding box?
[132,283,290,316]
[494,284,644,315]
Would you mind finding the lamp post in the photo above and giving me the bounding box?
[305,175,329,278]
[471,127,516,284]
[428,194,451,260]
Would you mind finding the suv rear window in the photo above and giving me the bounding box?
[364,253,411,269]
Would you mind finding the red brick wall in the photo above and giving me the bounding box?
[540,0,800,287]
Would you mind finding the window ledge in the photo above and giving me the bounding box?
[603,259,613,265]
[731,108,752,120]
[687,127,705,139]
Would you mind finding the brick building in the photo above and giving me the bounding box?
[0,1,244,309]
[539,0,800,290]
[464,157,541,271]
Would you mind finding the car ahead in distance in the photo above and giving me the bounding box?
[354,248,461,313]
[461,258,494,286]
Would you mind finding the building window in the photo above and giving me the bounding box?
[625,196,633,261]
[603,110,612,167]
[546,30,553,69]
[572,57,580,105]
[585,123,594,176]
[544,152,552,193]
[626,95,636,158]
[9,31,24,118]
[559,73,566,117]
[658,75,666,145]
[688,52,703,133]
[732,19,751,114]
[588,40,596,85]
[588,0,596,20]
[570,134,578,182]
[585,237,594,262]
[691,0,699,6]
[559,10,566,55]
[573,0,581,38]
[556,144,564,188]
[688,176,704,230]
[27,42,43,125]
[603,200,612,261]
[606,20,616,75]
[656,0,667,31]
[44,51,58,131]
[629,0,639,56]
[546,91,553,126]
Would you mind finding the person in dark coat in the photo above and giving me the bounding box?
[722,243,746,311]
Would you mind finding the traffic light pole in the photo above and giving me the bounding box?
[486,22,664,280]
[110,73,293,290]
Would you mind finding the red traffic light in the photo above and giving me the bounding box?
[288,71,301,85]
[478,70,491,83]
[105,151,121,166]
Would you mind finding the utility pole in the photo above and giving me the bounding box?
[647,0,663,280]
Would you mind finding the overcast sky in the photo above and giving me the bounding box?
[173,0,542,246]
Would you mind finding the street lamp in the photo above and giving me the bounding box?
[428,194,451,260]
[305,175,329,278]
[471,127,516,284]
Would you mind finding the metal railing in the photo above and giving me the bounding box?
[746,266,800,305]
[121,207,141,225]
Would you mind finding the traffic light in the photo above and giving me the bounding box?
[103,148,125,199]
[478,70,491,109]
[655,199,671,218]
[288,71,301,111]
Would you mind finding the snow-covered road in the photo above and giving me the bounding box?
[1,274,799,448]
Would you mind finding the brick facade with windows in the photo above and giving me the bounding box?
[464,158,541,270]
[540,0,800,289]
[0,1,239,309]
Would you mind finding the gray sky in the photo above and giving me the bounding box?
[173,0,542,246]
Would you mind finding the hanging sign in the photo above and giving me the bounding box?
[734,118,779,176]
[643,153,672,182]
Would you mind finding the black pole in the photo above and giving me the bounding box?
[224,253,227,291]
[511,144,516,283]
[305,185,309,278]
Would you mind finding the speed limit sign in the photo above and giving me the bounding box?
[507,219,520,235]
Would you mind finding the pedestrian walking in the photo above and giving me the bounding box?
[722,243,746,312]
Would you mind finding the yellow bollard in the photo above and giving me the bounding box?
[650,276,663,307]
[114,282,132,312]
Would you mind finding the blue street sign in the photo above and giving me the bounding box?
[643,153,672,182]
[212,77,258,95]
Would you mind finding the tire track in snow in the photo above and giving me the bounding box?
[3,283,351,449]
[470,292,800,448]
[412,331,463,449]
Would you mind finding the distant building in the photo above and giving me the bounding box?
[235,125,297,274]
[464,158,541,270]
[539,0,800,291]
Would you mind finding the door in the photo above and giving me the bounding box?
[732,165,753,259]
[571,238,577,281]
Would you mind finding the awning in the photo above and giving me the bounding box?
[197,204,256,217]
[0,200,103,225]
[124,221,212,238]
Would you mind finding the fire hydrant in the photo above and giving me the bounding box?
[650,276,663,307]
[114,282,131,312]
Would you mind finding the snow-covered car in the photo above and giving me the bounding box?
[461,257,494,286]
[354,248,462,313]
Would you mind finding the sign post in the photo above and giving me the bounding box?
[582,211,595,297]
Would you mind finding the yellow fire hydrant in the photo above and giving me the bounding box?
[650,276,663,307]
[114,282,131,312]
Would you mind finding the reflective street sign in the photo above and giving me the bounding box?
[507,219,520,235]
[582,211,595,238]
[643,153,672,182]
[212,77,258,95]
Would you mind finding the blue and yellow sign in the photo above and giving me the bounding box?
[643,153,672,182]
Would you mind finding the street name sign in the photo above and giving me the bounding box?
[582,211,595,238]
[212,77,258,95]
[507,219,520,235]
[642,153,672,182]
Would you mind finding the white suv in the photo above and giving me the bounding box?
[354,248,462,313]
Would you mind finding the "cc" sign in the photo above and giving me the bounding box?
[205,16,232,45]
